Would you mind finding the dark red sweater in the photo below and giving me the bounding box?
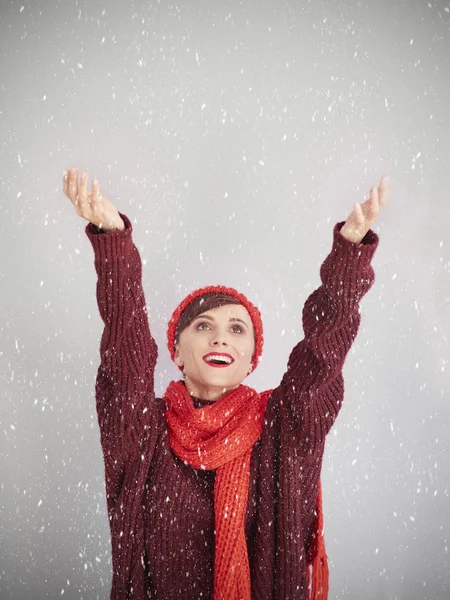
[85,213,379,599]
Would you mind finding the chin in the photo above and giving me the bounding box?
[204,376,241,389]
[188,367,247,390]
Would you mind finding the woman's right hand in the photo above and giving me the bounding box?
[63,166,125,232]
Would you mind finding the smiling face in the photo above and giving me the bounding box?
[174,303,255,401]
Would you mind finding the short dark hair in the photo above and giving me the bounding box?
[174,292,243,345]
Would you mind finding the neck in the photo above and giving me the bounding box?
[182,377,240,402]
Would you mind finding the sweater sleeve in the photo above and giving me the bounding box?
[85,212,159,474]
[276,220,379,453]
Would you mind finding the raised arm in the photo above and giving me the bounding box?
[63,167,158,480]
[277,221,378,451]
[86,213,158,460]
[275,177,389,453]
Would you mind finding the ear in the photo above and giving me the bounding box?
[174,346,183,367]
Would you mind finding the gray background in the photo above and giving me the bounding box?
[1,0,449,598]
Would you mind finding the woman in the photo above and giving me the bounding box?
[63,166,390,600]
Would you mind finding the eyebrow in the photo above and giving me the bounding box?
[192,314,249,328]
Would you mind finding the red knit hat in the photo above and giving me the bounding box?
[167,285,264,375]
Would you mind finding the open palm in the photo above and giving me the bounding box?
[63,166,124,231]
[340,176,391,244]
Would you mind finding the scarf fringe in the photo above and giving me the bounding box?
[310,548,329,599]
[308,481,329,600]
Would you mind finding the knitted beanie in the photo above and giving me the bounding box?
[166,285,264,375]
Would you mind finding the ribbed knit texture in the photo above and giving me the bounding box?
[86,212,379,599]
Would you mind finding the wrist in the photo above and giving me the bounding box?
[97,218,125,233]
[339,224,363,245]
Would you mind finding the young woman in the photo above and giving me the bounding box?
[63,167,390,600]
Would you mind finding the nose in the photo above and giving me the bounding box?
[211,339,228,347]
[210,332,229,347]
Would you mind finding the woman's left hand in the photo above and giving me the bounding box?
[340,176,391,244]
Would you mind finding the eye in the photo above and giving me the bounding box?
[195,321,244,333]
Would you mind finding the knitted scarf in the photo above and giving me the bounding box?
[163,379,328,599]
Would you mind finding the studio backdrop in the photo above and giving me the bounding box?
[1,0,449,598]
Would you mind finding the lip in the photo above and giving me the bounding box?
[202,352,234,368]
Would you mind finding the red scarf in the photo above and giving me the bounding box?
[163,379,328,599]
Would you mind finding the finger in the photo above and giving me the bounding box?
[370,186,380,213]
[63,169,69,195]
[68,166,78,202]
[92,179,106,228]
[378,175,390,206]
[91,179,102,222]
[78,171,88,210]
[91,179,101,205]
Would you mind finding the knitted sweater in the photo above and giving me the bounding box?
[85,213,379,599]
